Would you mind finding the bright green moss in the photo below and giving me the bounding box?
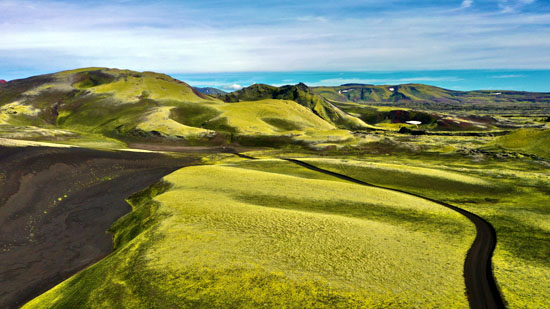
[25,161,473,308]
[303,156,550,308]
[496,129,550,158]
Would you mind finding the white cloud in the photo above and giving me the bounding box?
[1,0,550,76]
[224,84,243,90]
[498,0,536,13]
[500,5,515,13]
[461,0,473,9]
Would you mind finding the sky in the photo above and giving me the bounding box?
[1,0,550,90]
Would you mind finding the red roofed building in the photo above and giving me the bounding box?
[0,80,6,84]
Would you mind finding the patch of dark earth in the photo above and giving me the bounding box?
[0,146,198,308]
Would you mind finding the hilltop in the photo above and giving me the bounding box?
[217,83,369,130]
[0,68,366,149]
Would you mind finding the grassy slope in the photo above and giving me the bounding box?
[313,87,506,131]
[219,83,372,130]
[494,128,550,158]
[302,156,550,308]
[0,68,366,148]
[87,71,208,103]
[215,99,334,134]
[25,159,473,308]
[313,84,550,105]
[313,84,550,118]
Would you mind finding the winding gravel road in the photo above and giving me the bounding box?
[283,158,506,309]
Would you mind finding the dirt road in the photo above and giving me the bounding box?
[0,146,196,308]
[284,158,506,309]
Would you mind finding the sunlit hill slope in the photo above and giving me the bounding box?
[0,68,367,147]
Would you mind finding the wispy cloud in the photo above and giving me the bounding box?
[497,0,536,13]
[491,74,525,78]
[461,0,474,9]
[0,0,549,79]
[314,76,463,86]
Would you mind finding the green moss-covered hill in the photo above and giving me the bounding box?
[218,83,370,130]
[495,128,550,158]
[0,68,369,147]
[2,68,548,148]
[313,84,550,114]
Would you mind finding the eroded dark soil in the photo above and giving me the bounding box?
[0,146,196,308]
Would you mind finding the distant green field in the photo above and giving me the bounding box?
[25,159,474,308]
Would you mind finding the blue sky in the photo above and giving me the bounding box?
[1,0,550,89]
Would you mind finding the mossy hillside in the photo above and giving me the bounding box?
[110,180,173,250]
[169,102,221,128]
[213,99,334,135]
[0,68,372,147]
[80,70,211,104]
[25,161,473,308]
[313,83,550,105]
[301,156,550,308]
[135,106,216,138]
[495,128,550,158]
[0,102,41,125]
[313,84,456,104]
[219,83,372,130]
[0,68,224,141]
[313,84,550,116]
[196,99,360,147]
[301,158,507,200]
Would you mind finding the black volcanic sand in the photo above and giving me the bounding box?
[0,146,197,308]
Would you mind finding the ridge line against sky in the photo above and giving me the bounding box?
[1,0,549,91]
[173,70,550,92]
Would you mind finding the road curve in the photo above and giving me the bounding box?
[282,158,505,309]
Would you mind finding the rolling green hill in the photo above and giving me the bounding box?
[24,159,473,308]
[494,128,550,158]
[218,83,371,130]
[313,84,550,115]
[1,68,548,149]
[0,68,365,148]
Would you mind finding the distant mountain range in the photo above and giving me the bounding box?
[194,87,227,95]
[0,68,370,147]
[312,83,550,114]
[1,68,548,147]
